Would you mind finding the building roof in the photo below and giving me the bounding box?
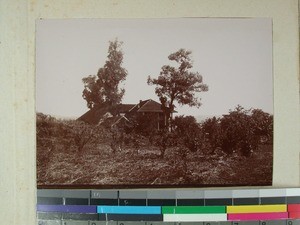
[118,104,136,113]
[77,99,176,125]
[77,105,106,124]
[78,104,134,124]
[137,99,164,112]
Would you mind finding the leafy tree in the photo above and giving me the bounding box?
[173,115,203,153]
[218,106,273,157]
[201,116,222,153]
[250,109,273,144]
[173,115,197,136]
[82,39,127,109]
[219,105,253,156]
[147,49,208,128]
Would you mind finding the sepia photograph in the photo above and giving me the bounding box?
[36,18,273,188]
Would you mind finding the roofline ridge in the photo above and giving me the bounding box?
[128,103,139,112]
[137,99,153,112]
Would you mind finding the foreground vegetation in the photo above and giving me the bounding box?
[37,106,273,187]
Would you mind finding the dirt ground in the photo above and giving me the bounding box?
[37,141,272,188]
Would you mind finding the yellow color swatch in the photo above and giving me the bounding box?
[227,205,287,213]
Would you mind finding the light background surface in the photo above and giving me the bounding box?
[36,18,273,119]
[0,1,299,224]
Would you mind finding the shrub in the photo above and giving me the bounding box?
[173,115,204,153]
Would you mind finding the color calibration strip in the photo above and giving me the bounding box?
[37,188,300,224]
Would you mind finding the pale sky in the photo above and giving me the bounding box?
[36,18,273,118]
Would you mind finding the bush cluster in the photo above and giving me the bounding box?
[37,105,273,159]
[121,105,273,158]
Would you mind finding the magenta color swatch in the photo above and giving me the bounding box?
[228,212,288,221]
